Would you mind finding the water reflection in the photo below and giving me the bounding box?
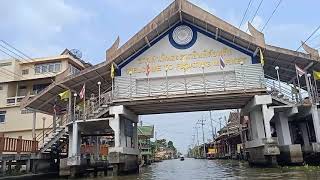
[74,158,320,180]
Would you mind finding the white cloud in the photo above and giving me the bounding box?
[0,0,92,58]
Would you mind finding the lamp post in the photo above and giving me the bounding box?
[275,66,282,95]
[73,93,77,121]
[307,73,313,103]
[97,81,101,106]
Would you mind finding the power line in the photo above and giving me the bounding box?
[296,25,320,52]
[261,0,282,32]
[0,40,57,76]
[245,0,264,32]
[239,0,254,29]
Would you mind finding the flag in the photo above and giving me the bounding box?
[58,90,70,101]
[79,84,85,100]
[219,56,225,70]
[111,63,115,79]
[146,63,151,76]
[313,71,320,80]
[295,64,305,77]
[259,48,264,65]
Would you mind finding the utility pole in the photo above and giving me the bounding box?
[194,126,200,158]
[209,111,215,141]
[197,117,206,158]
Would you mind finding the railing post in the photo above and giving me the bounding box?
[97,81,101,106]
[184,69,187,94]
[42,117,46,144]
[129,71,133,99]
[202,66,206,94]
[32,138,37,153]
[0,133,4,154]
[165,68,169,97]
[240,62,246,92]
[17,136,22,154]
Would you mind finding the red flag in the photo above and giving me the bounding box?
[79,84,85,99]
[146,63,151,76]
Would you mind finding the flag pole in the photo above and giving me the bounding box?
[296,68,302,102]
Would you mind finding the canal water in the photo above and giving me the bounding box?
[75,158,320,180]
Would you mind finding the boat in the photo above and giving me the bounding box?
[180,155,185,161]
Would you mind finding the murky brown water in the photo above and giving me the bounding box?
[73,158,320,180]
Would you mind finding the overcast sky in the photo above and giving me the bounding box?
[1,0,320,153]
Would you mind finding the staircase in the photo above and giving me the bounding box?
[264,75,298,106]
[38,91,112,154]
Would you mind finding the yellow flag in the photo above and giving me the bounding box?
[313,71,320,80]
[259,48,264,65]
[58,90,70,101]
[111,63,115,79]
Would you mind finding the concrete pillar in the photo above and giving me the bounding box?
[1,161,6,176]
[299,122,310,146]
[71,122,79,156]
[133,122,138,149]
[26,159,31,173]
[262,105,273,138]
[110,115,121,147]
[249,107,266,139]
[275,112,292,145]
[311,105,320,143]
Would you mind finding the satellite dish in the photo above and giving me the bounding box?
[69,49,82,59]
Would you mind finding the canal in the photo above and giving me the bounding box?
[71,158,320,180]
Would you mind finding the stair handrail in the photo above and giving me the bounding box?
[36,114,68,144]
[264,74,299,104]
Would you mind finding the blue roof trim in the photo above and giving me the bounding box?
[118,21,258,76]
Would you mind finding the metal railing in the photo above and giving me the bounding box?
[36,114,68,146]
[75,89,112,121]
[113,64,265,100]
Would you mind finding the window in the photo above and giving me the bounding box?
[33,83,50,94]
[69,64,81,75]
[0,111,6,123]
[48,64,54,72]
[0,62,12,67]
[55,63,61,72]
[34,62,61,74]
[22,69,29,75]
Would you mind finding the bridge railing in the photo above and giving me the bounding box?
[113,64,265,100]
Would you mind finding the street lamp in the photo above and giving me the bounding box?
[275,66,282,95]
[97,81,101,106]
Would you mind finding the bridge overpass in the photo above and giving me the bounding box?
[21,0,320,176]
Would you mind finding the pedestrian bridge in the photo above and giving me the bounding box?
[21,0,320,175]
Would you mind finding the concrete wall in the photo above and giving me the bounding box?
[0,106,53,140]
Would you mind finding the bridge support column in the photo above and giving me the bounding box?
[108,105,139,175]
[311,105,320,153]
[242,95,279,166]
[67,122,81,177]
[275,111,303,165]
